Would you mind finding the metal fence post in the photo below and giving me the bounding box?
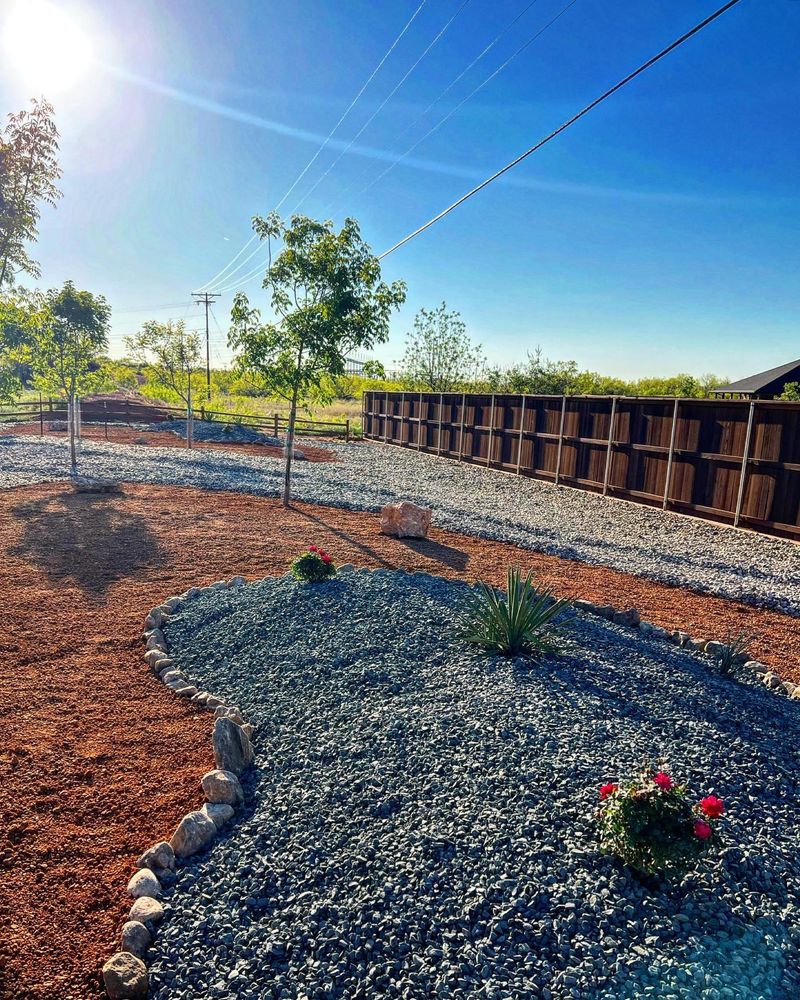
[458,392,466,462]
[554,395,567,485]
[437,393,443,455]
[516,395,527,475]
[662,398,680,510]
[417,391,423,450]
[384,392,389,443]
[734,401,756,528]
[400,392,406,445]
[486,394,496,468]
[602,396,618,495]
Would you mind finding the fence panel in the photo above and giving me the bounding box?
[363,391,800,540]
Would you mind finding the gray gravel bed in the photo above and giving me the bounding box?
[151,420,282,446]
[150,570,800,1000]
[0,434,798,614]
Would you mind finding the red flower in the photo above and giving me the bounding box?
[693,819,712,840]
[309,545,318,552]
[699,795,725,819]
[321,554,332,564]
[599,783,618,801]
[653,772,673,791]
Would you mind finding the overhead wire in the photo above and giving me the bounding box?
[378,0,744,259]
[196,0,428,293]
[289,0,473,215]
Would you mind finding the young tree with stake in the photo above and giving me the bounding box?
[125,320,203,448]
[29,281,110,472]
[229,213,406,506]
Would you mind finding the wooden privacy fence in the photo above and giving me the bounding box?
[362,391,800,540]
[0,398,350,440]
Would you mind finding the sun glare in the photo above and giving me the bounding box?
[3,0,94,93]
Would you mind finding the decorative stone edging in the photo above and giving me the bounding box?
[571,599,798,699]
[101,576,256,1000]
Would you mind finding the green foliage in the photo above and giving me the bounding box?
[29,281,110,400]
[361,359,386,379]
[0,99,62,287]
[229,212,406,504]
[461,567,573,658]
[712,629,757,675]
[401,302,484,392]
[0,286,44,399]
[290,546,336,583]
[597,766,724,877]
[125,320,204,406]
[780,381,800,401]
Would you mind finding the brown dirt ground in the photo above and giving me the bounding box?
[1,482,797,1000]
[0,422,337,462]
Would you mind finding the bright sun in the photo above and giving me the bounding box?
[3,0,94,93]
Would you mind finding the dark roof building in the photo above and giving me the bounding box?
[711,358,800,399]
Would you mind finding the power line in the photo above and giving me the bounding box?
[378,0,744,260]
[197,0,428,293]
[327,0,574,217]
[290,0,473,215]
[325,0,546,216]
[193,291,221,400]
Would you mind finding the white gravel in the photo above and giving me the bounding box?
[1,433,798,613]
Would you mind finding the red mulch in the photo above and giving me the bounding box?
[0,422,337,462]
[1,482,797,1000]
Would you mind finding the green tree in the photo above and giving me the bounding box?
[29,281,110,471]
[779,381,800,401]
[0,287,43,399]
[361,359,386,380]
[230,213,406,505]
[0,100,62,287]
[125,320,204,447]
[401,303,484,392]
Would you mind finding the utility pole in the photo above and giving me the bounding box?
[192,291,221,401]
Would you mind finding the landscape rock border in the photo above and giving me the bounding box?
[570,598,798,699]
[101,576,256,1000]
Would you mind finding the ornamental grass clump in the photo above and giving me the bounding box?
[461,567,573,658]
[714,629,757,675]
[291,545,336,583]
[597,766,725,877]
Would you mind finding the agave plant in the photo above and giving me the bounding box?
[461,567,573,658]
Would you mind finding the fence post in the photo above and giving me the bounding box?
[662,398,680,510]
[733,401,756,528]
[39,392,44,436]
[345,419,350,444]
[437,393,443,456]
[274,413,279,437]
[516,395,526,475]
[201,405,206,422]
[602,396,618,496]
[486,394,496,468]
[384,392,389,443]
[554,395,567,485]
[417,391,423,450]
[458,392,466,462]
[400,392,406,445]
[362,392,367,439]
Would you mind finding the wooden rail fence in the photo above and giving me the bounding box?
[362,391,800,540]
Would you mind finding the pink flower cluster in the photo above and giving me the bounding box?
[598,772,725,841]
[309,545,332,564]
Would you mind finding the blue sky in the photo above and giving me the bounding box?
[1,0,798,378]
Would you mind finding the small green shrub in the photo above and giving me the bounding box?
[460,567,573,658]
[597,766,725,876]
[291,546,336,583]
[714,629,757,675]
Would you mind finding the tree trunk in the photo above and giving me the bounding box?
[283,389,299,508]
[68,393,77,474]
[186,380,193,450]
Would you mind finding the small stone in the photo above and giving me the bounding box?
[170,810,217,858]
[144,649,165,668]
[137,841,175,872]
[379,501,432,539]
[594,605,615,619]
[144,611,162,629]
[638,622,654,636]
[146,634,167,651]
[705,640,725,657]
[573,600,596,614]
[102,952,148,999]
[127,868,161,899]
[612,608,640,628]
[201,769,244,805]
[745,660,767,673]
[205,695,225,709]
[213,717,253,775]
[160,669,183,685]
[229,575,246,587]
[72,475,121,494]
[202,802,235,829]
[173,685,198,698]
[120,920,151,959]
[762,672,782,690]
[129,896,164,925]
[214,705,245,726]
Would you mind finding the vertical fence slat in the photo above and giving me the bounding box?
[734,401,756,528]
[516,395,527,475]
[384,392,389,443]
[417,391,423,450]
[458,392,466,462]
[554,395,567,485]
[662,397,680,510]
[602,397,618,496]
[486,394,496,468]
[437,393,443,456]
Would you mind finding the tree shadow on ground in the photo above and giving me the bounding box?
[291,506,395,568]
[8,489,164,595]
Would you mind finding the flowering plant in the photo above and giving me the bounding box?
[597,765,725,876]
[290,545,336,583]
